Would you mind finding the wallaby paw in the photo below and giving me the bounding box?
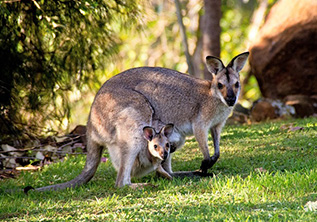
[200,159,210,174]
[172,171,201,178]
[24,186,35,195]
[170,143,177,153]
[166,175,173,180]
[200,156,218,173]
[162,174,173,181]
[193,169,214,178]
[209,156,218,168]
[156,171,173,180]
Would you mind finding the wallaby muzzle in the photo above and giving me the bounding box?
[225,88,236,107]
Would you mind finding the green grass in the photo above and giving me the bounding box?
[1,117,316,221]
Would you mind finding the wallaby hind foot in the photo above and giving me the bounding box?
[172,170,214,179]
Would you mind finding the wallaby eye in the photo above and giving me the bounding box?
[154,145,158,150]
[235,81,240,88]
[166,143,170,148]
[217,83,224,90]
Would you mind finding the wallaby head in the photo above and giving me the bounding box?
[143,124,174,161]
[206,52,249,107]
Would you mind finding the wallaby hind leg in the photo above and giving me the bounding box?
[115,143,140,187]
[193,124,211,174]
[198,122,225,174]
[208,123,224,168]
[172,170,214,179]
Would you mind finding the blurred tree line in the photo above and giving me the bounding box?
[0,0,276,142]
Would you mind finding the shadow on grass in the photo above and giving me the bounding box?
[1,118,316,201]
[2,189,316,221]
[149,194,317,221]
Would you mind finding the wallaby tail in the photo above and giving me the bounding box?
[35,140,104,191]
[35,167,96,191]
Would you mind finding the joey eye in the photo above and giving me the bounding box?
[154,145,158,150]
[166,143,170,148]
[217,83,224,89]
[235,82,240,88]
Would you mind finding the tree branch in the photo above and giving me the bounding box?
[3,0,21,3]
[174,0,194,75]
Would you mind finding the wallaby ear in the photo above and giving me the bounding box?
[143,126,155,141]
[206,56,225,75]
[161,123,174,138]
[228,52,249,72]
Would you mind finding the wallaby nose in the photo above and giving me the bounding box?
[226,88,236,106]
[225,96,236,106]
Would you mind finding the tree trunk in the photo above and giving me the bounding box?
[202,0,221,80]
[174,0,194,75]
[192,12,204,79]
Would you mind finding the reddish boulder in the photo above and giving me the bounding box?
[284,95,315,118]
[251,100,277,122]
[249,0,317,99]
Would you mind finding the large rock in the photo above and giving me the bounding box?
[284,95,316,118]
[249,0,317,99]
[250,98,295,122]
[251,100,277,122]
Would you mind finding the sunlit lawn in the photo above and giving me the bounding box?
[0,117,316,221]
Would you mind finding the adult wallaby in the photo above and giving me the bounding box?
[111,52,249,177]
[35,52,249,190]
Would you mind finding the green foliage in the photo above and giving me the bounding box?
[1,0,279,138]
[0,0,142,139]
[0,118,316,221]
[109,0,266,109]
[220,0,278,107]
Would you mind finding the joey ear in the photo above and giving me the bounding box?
[161,123,174,138]
[228,52,249,72]
[206,56,225,75]
[143,126,155,141]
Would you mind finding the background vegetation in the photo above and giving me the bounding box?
[1,0,277,140]
[0,0,142,139]
[1,1,316,220]
[1,118,316,221]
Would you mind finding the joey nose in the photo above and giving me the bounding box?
[163,151,168,160]
[225,96,236,106]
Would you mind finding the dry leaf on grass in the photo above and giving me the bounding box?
[16,165,41,171]
[280,124,304,132]
[255,167,267,173]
